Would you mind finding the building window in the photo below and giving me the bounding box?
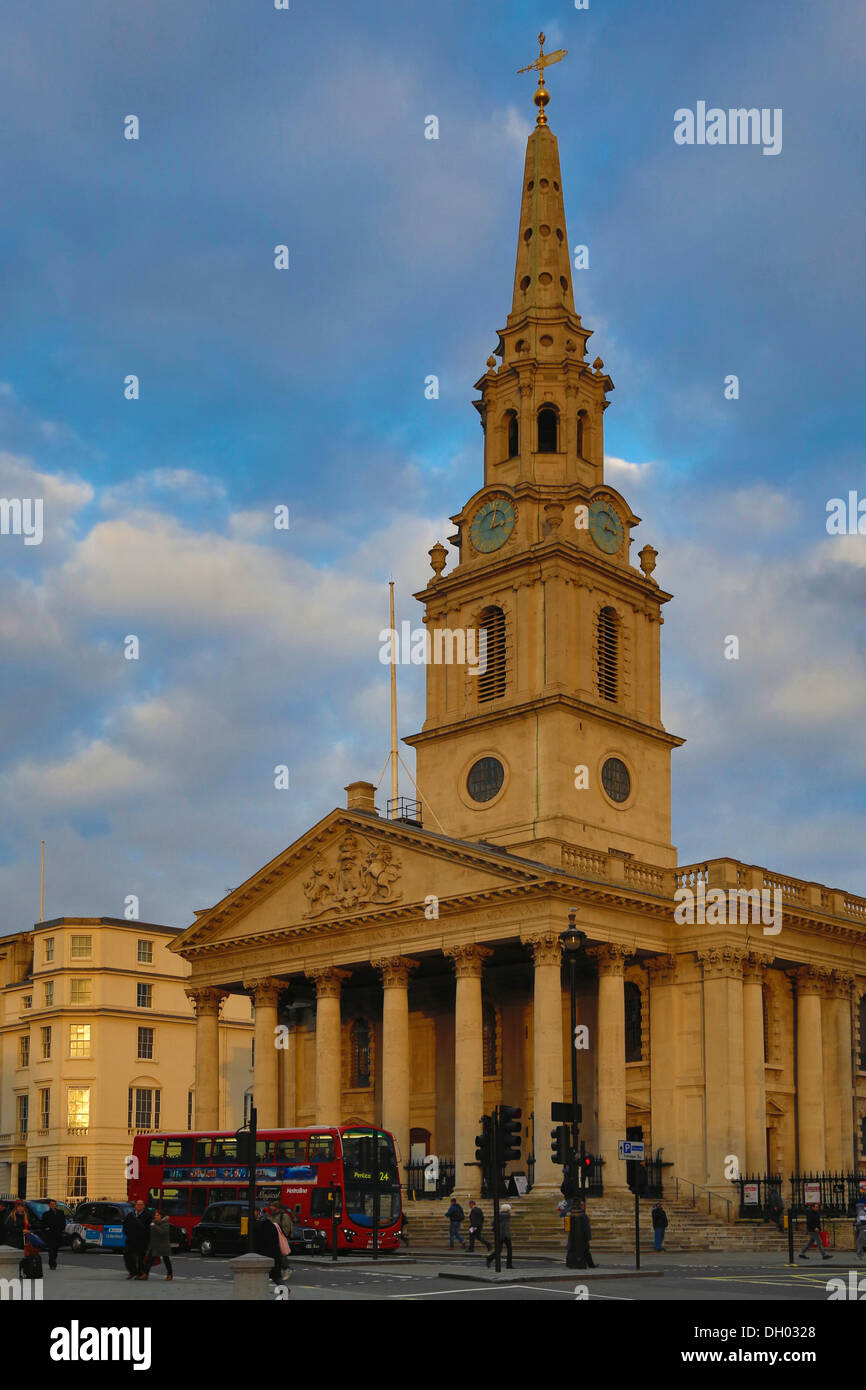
[36,1156,48,1199]
[597,606,619,702]
[67,1088,90,1130]
[70,979,91,1005]
[40,1089,50,1130]
[601,757,631,804]
[69,1024,91,1059]
[506,410,519,458]
[67,1156,87,1199]
[23,995,32,1009]
[483,1003,497,1075]
[859,996,866,1071]
[187,1091,193,1131]
[137,1027,154,1060]
[467,756,505,803]
[137,939,153,965]
[350,1019,372,1088]
[136,983,153,1009]
[477,605,507,702]
[44,937,54,963]
[537,405,558,452]
[19,1035,30,1067]
[624,983,642,1062]
[128,1087,160,1131]
[44,981,54,1007]
[70,935,92,959]
[17,1094,29,1135]
[41,1026,52,1060]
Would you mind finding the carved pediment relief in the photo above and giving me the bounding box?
[303,831,402,917]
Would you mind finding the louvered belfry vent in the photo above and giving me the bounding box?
[477,605,507,702]
[597,606,619,702]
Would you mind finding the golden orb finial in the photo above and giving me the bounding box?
[517,31,568,126]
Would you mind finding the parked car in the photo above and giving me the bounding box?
[190,1201,328,1257]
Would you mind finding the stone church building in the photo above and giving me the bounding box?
[172,71,866,1198]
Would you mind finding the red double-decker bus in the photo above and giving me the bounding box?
[128,1125,402,1253]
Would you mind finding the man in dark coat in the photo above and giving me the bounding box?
[41,1200,67,1270]
[467,1200,491,1253]
[651,1201,668,1251]
[766,1187,784,1231]
[799,1203,831,1261]
[122,1199,152,1279]
[566,1201,596,1269]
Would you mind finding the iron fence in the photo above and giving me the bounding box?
[735,1172,865,1217]
[734,1172,784,1219]
[405,1157,455,1199]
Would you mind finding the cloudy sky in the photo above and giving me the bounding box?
[1,0,865,932]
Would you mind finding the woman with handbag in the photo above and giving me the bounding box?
[141,1209,173,1281]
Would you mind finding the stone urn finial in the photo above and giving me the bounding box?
[428,541,448,580]
[592,356,604,373]
[639,543,658,580]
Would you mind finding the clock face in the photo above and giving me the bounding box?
[470,496,516,553]
[588,499,624,554]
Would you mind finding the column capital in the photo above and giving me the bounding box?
[185,986,228,1017]
[742,951,774,985]
[372,956,419,988]
[789,964,831,997]
[520,929,562,967]
[825,967,855,1000]
[444,944,492,979]
[646,953,678,986]
[244,976,283,1006]
[588,942,630,977]
[307,966,352,999]
[697,946,746,981]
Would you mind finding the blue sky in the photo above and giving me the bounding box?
[1,0,865,930]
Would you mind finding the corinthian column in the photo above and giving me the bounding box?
[307,967,351,1125]
[742,953,772,1174]
[698,947,747,1189]
[185,986,228,1130]
[444,945,492,1186]
[372,956,419,1171]
[246,976,282,1129]
[793,966,827,1173]
[521,931,564,1188]
[590,943,630,1188]
[823,970,855,1171]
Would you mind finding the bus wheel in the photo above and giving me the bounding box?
[70,1235,86,1254]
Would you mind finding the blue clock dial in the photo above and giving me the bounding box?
[470,497,516,553]
[588,499,624,554]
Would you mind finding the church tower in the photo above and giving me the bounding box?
[406,41,684,870]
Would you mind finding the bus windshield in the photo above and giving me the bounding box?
[340,1129,400,1227]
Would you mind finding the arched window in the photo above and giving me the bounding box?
[576,412,585,458]
[624,983,642,1062]
[859,995,866,1071]
[537,405,558,453]
[483,1003,497,1075]
[506,411,519,458]
[350,1019,372,1089]
[477,605,506,702]
[597,607,619,702]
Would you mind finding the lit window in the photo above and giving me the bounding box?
[70,935,92,959]
[136,983,153,1009]
[69,1024,91,1058]
[137,939,153,964]
[70,979,91,1005]
[67,1088,90,1129]
[67,1156,87,1198]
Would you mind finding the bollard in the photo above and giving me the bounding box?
[228,1252,275,1300]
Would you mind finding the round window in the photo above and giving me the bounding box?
[467,757,505,803]
[601,757,631,803]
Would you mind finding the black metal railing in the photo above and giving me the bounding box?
[788,1172,865,1216]
[735,1173,784,1218]
[405,1157,455,1199]
[386,797,421,826]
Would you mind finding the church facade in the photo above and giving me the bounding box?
[172,72,866,1198]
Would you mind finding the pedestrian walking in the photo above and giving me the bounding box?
[766,1187,784,1232]
[4,1201,29,1250]
[566,1200,596,1269]
[41,1199,67,1271]
[122,1199,152,1279]
[799,1203,832,1261]
[854,1199,866,1260]
[141,1210,174,1281]
[399,1211,409,1247]
[485,1202,513,1269]
[651,1200,668,1251]
[445,1197,465,1248]
[466,1200,491,1253]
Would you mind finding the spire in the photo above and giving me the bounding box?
[511,34,576,322]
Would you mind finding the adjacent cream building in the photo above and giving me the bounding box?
[0,918,253,1201]
[171,69,866,1199]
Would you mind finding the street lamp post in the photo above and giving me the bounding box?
[559,911,586,1201]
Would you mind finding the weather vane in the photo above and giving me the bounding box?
[518,31,568,126]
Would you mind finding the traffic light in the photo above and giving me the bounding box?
[236,1129,252,1166]
[497,1105,522,1163]
[475,1114,493,1169]
[551,1124,569,1166]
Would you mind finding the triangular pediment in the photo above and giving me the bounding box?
[171,809,552,957]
